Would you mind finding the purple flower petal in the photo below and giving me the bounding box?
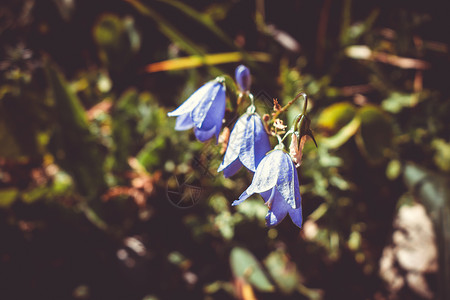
[288,205,303,228]
[233,149,303,228]
[218,113,270,177]
[240,114,270,172]
[232,190,252,206]
[275,152,300,209]
[220,158,243,178]
[168,81,216,117]
[194,126,217,142]
[235,65,251,91]
[168,80,226,143]
[192,83,226,142]
[174,112,194,131]
[265,188,289,227]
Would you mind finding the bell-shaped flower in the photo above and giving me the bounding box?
[218,111,271,177]
[232,149,302,228]
[167,79,226,142]
[235,65,251,91]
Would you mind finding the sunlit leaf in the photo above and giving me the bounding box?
[320,117,360,149]
[382,92,419,113]
[145,52,270,73]
[230,247,274,292]
[431,139,450,172]
[317,102,357,135]
[355,105,393,163]
[215,211,234,240]
[235,199,267,223]
[0,188,19,208]
[22,186,49,204]
[386,159,402,180]
[45,61,105,198]
[264,250,301,294]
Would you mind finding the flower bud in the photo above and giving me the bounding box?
[235,65,251,91]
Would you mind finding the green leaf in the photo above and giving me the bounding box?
[317,102,357,135]
[0,116,23,159]
[45,61,106,199]
[157,0,236,50]
[0,188,19,208]
[264,250,301,294]
[125,0,224,76]
[93,13,141,71]
[235,198,267,222]
[22,186,49,204]
[381,92,418,113]
[144,52,270,73]
[320,117,360,149]
[431,139,450,172]
[355,105,393,163]
[386,159,402,180]
[403,163,449,213]
[230,247,274,292]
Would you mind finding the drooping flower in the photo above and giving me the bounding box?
[232,150,302,228]
[218,112,271,177]
[167,79,226,142]
[235,65,251,91]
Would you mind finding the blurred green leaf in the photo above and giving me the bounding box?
[347,231,361,251]
[126,0,202,55]
[125,0,226,75]
[52,170,74,195]
[111,89,139,172]
[355,105,393,163]
[0,188,19,208]
[93,13,141,71]
[22,186,49,204]
[137,135,168,170]
[157,0,236,50]
[145,52,270,73]
[0,116,23,158]
[45,61,105,199]
[320,117,360,149]
[340,3,380,46]
[235,198,267,223]
[386,159,402,180]
[0,88,45,159]
[264,249,301,294]
[215,211,235,240]
[403,163,449,213]
[381,92,418,113]
[317,102,357,134]
[208,194,229,213]
[230,247,274,292]
[431,139,450,172]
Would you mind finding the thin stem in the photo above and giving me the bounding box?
[274,134,284,150]
[270,92,307,124]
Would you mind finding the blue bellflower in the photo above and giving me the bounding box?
[232,150,302,228]
[218,112,271,177]
[167,80,226,142]
[235,65,251,91]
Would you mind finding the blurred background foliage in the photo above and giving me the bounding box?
[1,0,449,299]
